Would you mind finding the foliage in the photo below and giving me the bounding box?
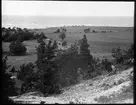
[54,27,66,33]
[2,27,48,42]
[2,27,36,42]
[68,42,79,55]
[79,34,92,59]
[60,27,67,32]
[37,32,47,43]
[16,39,59,95]
[17,62,37,93]
[9,38,27,55]
[62,40,67,47]
[112,44,134,66]
[54,29,60,33]
[59,32,66,41]
[123,44,134,61]
[35,39,60,95]
[112,46,124,64]
[100,58,112,72]
[84,28,90,33]
[87,57,112,78]
[92,30,96,33]
[2,52,17,104]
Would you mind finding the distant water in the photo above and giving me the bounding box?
[2,15,134,29]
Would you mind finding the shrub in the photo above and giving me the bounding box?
[84,28,90,33]
[112,44,134,69]
[54,29,60,33]
[9,40,27,55]
[17,62,37,93]
[101,58,112,72]
[92,30,96,33]
[59,32,66,41]
[112,46,124,64]
[123,44,134,66]
[62,40,67,47]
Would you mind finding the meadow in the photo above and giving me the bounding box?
[2,26,133,70]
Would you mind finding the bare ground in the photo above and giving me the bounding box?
[9,67,133,104]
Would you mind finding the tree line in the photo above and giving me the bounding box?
[2,27,47,42]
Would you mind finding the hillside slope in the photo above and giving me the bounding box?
[9,67,133,104]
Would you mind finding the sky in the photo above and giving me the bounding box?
[2,1,134,17]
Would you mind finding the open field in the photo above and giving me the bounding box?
[2,26,133,70]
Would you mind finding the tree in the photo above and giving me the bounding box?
[35,39,60,95]
[2,52,17,104]
[79,34,92,58]
[40,32,47,39]
[37,32,47,43]
[2,27,36,42]
[112,46,124,64]
[59,32,66,41]
[9,36,27,55]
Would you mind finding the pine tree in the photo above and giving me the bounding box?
[35,39,60,95]
[79,34,92,59]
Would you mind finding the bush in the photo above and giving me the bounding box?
[62,40,67,47]
[59,32,66,41]
[54,29,60,33]
[111,44,134,69]
[84,28,90,33]
[101,58,112,72]
[9,40,27,55]
[112,46,124,64]
[123,44,134,66]
[17,62,37,93]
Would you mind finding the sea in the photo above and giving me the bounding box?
[2,15,134,29]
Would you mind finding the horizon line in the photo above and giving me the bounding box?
[2,15,134,17]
